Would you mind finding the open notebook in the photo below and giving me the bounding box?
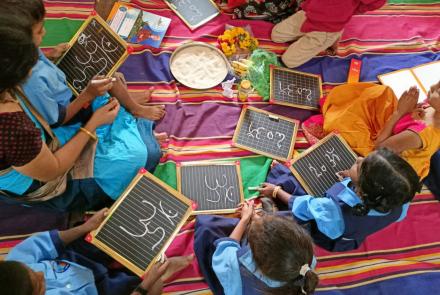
[378,61,440,103]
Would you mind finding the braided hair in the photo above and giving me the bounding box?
[352,148,421,216]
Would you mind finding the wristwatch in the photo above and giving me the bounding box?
[134,285,148,295]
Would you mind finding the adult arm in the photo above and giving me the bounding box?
[63,77,114,124]
[375,87,422,152]
[13,99,120,182]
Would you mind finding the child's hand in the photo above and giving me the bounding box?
[237,200,254,222]
[46,43,70,61]
[85,75,114,98]
[258,183,277,198]
[82,208,109,233]
[397,86,419,116]
[89,98,120,128]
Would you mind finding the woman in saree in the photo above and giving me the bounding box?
[0,14,123,211]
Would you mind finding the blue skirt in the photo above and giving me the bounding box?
[194,215,239,295]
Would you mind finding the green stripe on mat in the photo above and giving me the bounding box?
[41,19,83,47]
[154,156,272,200]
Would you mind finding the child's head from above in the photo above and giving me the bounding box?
[346,148,420,215]
[248,215,319,295]
[0,0,46,47]
[0,261,45,295]
[0,11,38,98]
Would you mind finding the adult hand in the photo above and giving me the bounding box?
[429,91,440,112]
[397,86,419,116]
[429,81,440,96]
[84,75,114,98]
[81,208,109,233]
[89,98,120,128]
[258,183,277,198]
[46,43,70,61]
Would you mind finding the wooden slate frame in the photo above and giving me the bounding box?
[176,161,245,215]
[56,14,129,96]
[89,171,193,277]
[232,106,299,162]
[289,133,357,196]
[269,66,322,110]
[164,0,220,30]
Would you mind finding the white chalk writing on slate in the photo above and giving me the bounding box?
[204,175,235,203]
[235,108,296,160]
[95,176,189,270]
[180,164,241,212]
[119,200,178,251]
[291,135,356,196]
[57,17,126,95]
[271,67,321,109]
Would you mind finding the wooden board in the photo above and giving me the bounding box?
[289,133,357,196]
[57,15,128,96]
[177,162,244,214]
[89,171,192,277]
[232,106,299,161]
[94,0,120,20]
[164,0,220,30]
[270,66,322,110]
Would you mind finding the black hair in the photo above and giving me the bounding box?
[0,12,38,96]
[353,148,421,216]
[248,215,319,295]
[0,261,34,295]
[0,0,45,24]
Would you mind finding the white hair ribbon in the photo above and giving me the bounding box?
[299,264,310,276]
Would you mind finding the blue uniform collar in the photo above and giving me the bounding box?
[338,178,389,216]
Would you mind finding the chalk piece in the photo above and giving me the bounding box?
[268,114,279,121]
[248,186,261,191]
[91,77,117,84]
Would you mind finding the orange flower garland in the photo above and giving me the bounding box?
[218,27,259,57]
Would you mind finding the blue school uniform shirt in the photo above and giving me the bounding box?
[289,178,409,240]
[22,50,72,126]
[212,237,317,295]
[6,231,97,295]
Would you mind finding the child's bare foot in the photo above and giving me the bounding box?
[130,89,153,105]
[133,105,166,121]
[161,254,194,282]
[154,132,168,144]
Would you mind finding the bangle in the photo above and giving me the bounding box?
[79,127,97,141]
[272,186,281,199]
[134,285,148,295]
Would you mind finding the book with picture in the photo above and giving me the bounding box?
[107,2,171,48]
[378,61,440,103]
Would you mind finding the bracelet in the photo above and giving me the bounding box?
[134,284,148,295]
[79,127,97,141]
[272,186,281,199]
